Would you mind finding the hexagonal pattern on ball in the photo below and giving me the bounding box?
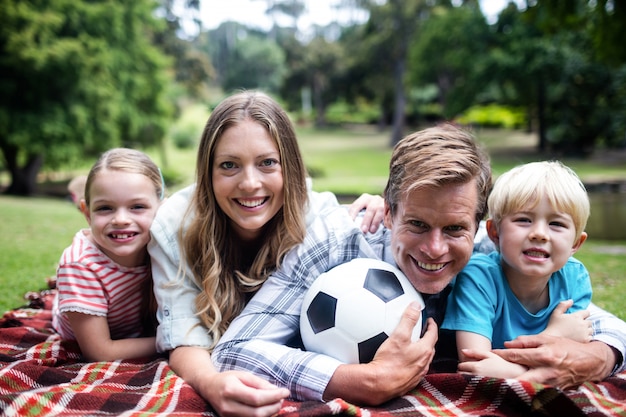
[300,258,424,364]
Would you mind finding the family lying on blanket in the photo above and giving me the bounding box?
[51,91,626,417]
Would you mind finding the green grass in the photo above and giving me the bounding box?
[1,125,625,317]
[0,196,86,312]
[574,242,626,320]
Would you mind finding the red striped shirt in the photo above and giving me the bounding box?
[52,230,150,340]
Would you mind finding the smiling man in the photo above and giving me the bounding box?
[213,124,626,406]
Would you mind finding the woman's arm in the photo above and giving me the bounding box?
[168,346,289,417]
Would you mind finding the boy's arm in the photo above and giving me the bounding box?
[494,303,626,388]
[542,299,592,342]
[456,330,527,379]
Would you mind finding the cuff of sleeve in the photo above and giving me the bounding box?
[610,346,623,376]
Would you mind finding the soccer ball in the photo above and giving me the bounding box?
[300,258,425,364]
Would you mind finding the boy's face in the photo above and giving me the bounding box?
[487,195,587,283]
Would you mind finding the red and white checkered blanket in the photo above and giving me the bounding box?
[1,289,625,416]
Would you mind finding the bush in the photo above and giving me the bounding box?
[456,104,525,129]
[170,122,201,149]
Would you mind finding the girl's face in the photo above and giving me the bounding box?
[83,170,161,267]
[212,119,284,241]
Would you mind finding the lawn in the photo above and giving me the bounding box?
[1,125,625,317]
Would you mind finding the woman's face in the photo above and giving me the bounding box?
[212,119,284,241]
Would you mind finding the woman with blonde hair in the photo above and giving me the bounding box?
[149,91,382,417]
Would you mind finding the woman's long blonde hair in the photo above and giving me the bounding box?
[182,91,308,347]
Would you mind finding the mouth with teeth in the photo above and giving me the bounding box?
[236,197,268,208]
[109,232,137,240]
[524,249,549,258]
[417,260,447,272]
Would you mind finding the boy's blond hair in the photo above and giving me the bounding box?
[488,161,590,239]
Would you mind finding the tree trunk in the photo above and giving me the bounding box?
[313,74,327,128]
[390,58,406,147]
[1,143,44,196]
[537,79,547,152]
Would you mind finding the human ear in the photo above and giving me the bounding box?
[382,201,393,229]
[80,200,91,225]
[570,231,588,254]
[486,219,499,246]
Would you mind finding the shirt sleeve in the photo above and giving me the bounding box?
[564,258,593,312]
[212,205,380,401]
[149,185,214,352]
[589,302,626,375]
[441,254,498,341]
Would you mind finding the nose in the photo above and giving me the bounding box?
[421,230,448,259]
[529,221,549,242]
[112,209,131,225]
[239,166,261,191]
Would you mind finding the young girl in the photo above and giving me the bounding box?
[52,148,164,362]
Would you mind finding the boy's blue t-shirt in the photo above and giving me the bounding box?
[441,252,592,349]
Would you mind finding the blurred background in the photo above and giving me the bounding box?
[1,1,625,313]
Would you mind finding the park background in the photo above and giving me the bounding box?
[1,0,625,316]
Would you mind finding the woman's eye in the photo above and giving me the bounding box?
[261,158,278,167]
[220,161,236,169]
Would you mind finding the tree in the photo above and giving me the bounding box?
[200,22,286,94]
[0,0,173,195]
[154,0,214,99]
[487,1,625,154]
[348,0,440,145]
[408,5,492,119]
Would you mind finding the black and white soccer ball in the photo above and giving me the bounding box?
[300,258,425,364]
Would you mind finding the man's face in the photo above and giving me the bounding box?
[383,181,479,295]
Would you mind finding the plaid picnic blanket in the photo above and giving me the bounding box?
[1,288,625,416]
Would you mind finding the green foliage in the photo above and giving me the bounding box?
[408,5,493,118]
[166,102,206,149]
[200,23,286,94]
[324,100,380,125]
[456,104,525,129]
[0,0,173,194]
[170,122,200,149]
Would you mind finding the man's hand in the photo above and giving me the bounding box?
[324,302,437,405]
[493,334,615,389]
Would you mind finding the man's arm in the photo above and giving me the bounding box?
[213,207,434,404]
[324,311,437,405]
[494,302,626,388]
